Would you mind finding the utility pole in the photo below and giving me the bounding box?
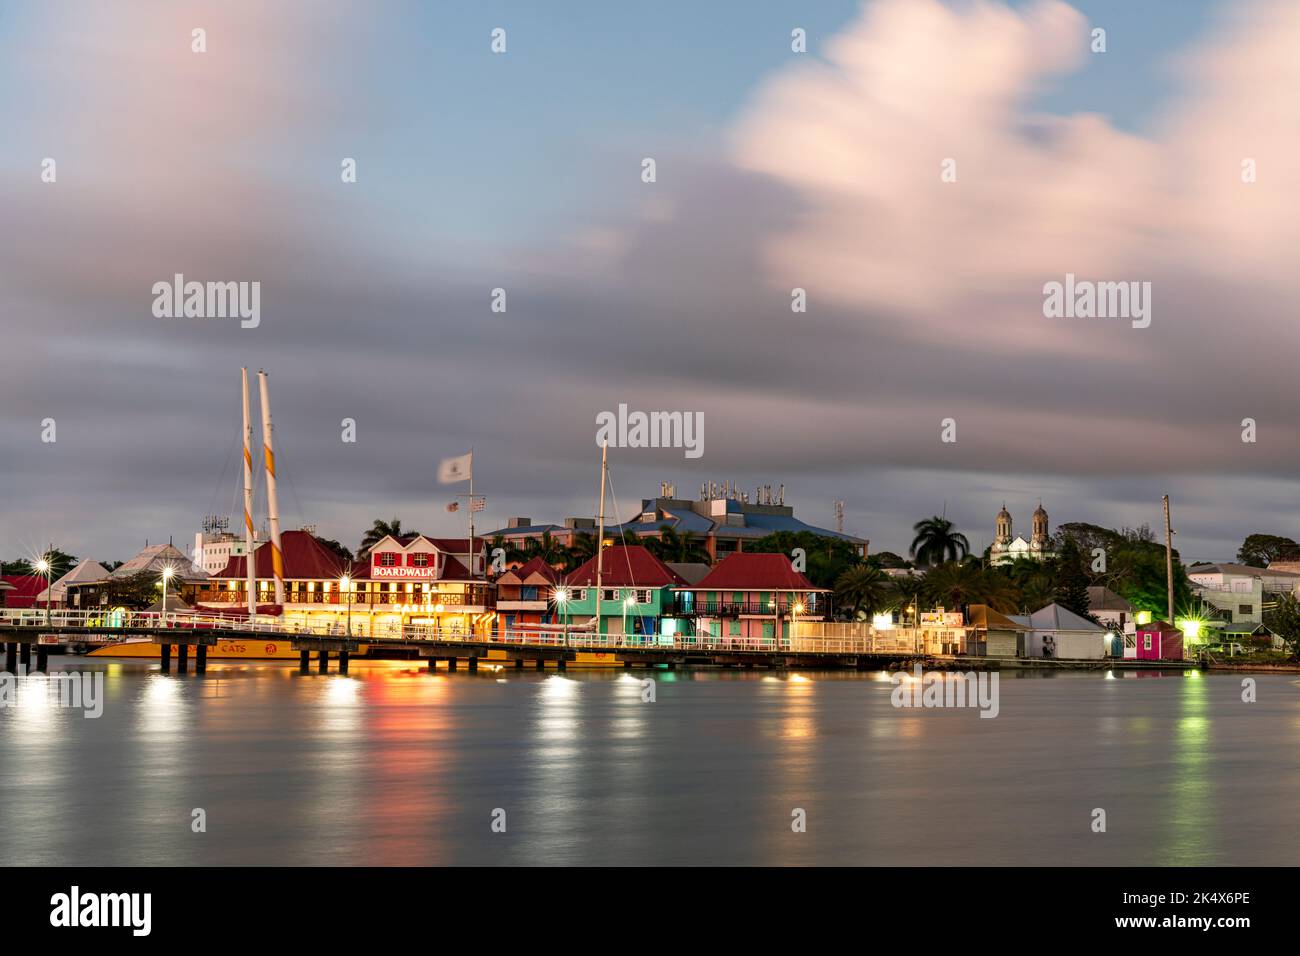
[1163,494,1175,625]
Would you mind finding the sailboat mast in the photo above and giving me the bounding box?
[257,370,286,605]
[241,368,257,618]
[596,440,607,635]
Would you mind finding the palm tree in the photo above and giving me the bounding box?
[910,515,970,566]
[834,565,895,620]
[510,530,568,568]
[652,526,710,564]
[920,561,1004,614]
[564,532,598,571]
[359,518,418,557]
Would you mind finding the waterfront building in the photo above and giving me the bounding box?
[37,559,110,608]
[966,604,1029,658]
[65,543,208,610]
[560,545,687,640]
[1085,586,1136,633]
[483,486,868,564]
[1134,620,1183,660]
[495,556,563,637]
[668,552,828,645]
[200,530,494,638]
[989,502,1054,566]
[0,576,40,609]
[1187,562,1300,625]
[1010,603,1108,660]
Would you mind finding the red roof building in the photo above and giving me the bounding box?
[1,575,48,609]
[671,552,829,645]
[565,546,688,588]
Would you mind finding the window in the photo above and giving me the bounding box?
[1143,635,1152,651]
[1239,604,1252,615]
[379,552,396,566]
[413,553,429,567]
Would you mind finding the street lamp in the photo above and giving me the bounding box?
[35,557,52,627]
[552,588,569,642]
[160,565,176,627]
[340,574,352,638]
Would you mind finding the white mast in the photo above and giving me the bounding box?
[241,368,258,619]
[595,440,607,636]
[468,447,475,582]
[257,370,286,605]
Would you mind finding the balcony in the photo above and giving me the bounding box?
[669,596,828,618]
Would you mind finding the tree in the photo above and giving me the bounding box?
[746,531,863,590]
[834,565,895,620]
[565,532,597,571]
[4,547,77,579]
[647,526,710,564]
[507,530,567,567]
[358,518,418,557]
[1264,593,1300,658]
[314,537,354,570]
[104,570,164,608]
[909,516,969,566]
[1237,534,1300,568]
[1053,537,1091,617]
[867,550,911,569]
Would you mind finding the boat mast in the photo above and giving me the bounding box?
[596,440,607,636]
[241,368,257,619]
[257,370,286,605]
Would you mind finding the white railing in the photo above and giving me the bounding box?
[1,608,922,655]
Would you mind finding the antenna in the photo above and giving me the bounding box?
[834,500,845,534]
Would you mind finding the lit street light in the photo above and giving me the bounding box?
[35,557,52,628]
[340,574,352,637]
[160,565,176,627]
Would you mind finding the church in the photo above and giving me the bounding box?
[990,502,1055,566]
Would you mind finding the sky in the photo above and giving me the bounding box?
[2,0,1297,566]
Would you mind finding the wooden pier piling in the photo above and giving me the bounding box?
[338,650,349,674]
[19,643,31,672]
[196,644,207,674]
[177,643,189,674]
[161,643,171,673]
[4,643,15,674]
[300,650,310,673]
[34,645,48,673]
[317,650,329,674]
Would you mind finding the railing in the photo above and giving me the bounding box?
[0,608,914,655]
[670,599,828,617]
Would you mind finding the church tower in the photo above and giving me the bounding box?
[1030,501,1050,553]
[995,504,1012,545]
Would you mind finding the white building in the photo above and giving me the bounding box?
[193,530,258,575]
[1011,603,1109,660]
[990,502,1054,566]
[1186,562,1300,625]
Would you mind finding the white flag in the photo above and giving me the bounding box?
[438,451,472,484]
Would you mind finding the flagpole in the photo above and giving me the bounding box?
[468,447,475,588]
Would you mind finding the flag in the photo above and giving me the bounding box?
[438,451,472,484]
[445,502,459,513]
[470,496,486,513]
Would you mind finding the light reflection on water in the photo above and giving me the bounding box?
[1,661,1297,865]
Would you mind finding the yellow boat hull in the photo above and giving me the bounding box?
[87,638,307,660]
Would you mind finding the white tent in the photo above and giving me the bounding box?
[38,559,110,606]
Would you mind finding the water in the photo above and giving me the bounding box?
[2,659,1297,866]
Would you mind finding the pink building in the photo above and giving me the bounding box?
[1135,620,1183,660]
[674,553,828,646]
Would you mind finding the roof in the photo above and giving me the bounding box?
[496,556,562,586]
[1221,623,1273,636]
[1086,586,1134,612]
[111,543,208,580]
[1027,603,1106,632]
[213,530,350,580]
[565,546,687,588]
[1,575,45,606]
[1188,562,1300,579]
[1137,619,1181,632]
[692,553,824,591]
[39,559,111,601]
[967,604,1029,631]
[667,562,712,585]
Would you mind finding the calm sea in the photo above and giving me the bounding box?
[2,659,1296,865]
